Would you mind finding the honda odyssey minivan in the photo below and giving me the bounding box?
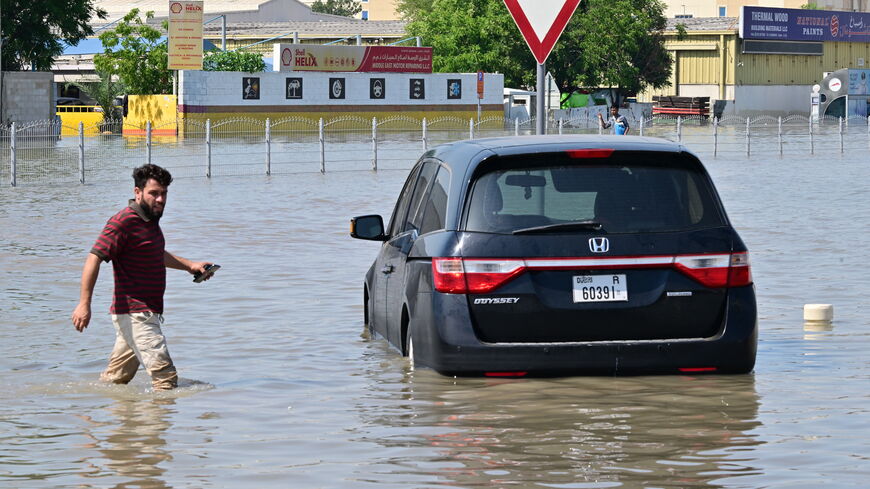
[351,135,757,376]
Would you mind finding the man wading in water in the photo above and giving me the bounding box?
[71,164,215,390]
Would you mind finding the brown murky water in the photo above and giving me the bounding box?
[2,133,870,488]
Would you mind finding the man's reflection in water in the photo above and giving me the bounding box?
[77,397,174,489]
[358,367,763,488]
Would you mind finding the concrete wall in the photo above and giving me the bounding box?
[124,95,178,135]
[178,70,505,122]
[731,85,812,115]
[1,72,54,124]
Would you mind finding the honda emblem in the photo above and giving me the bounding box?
[589,237,609,253]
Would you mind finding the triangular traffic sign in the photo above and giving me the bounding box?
[503,0,582,65]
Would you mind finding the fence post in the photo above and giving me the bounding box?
[265,118,271,175]
[515,118,519,136]
[146,121,152,164]
[809,118,814,155]
[677,116,682,142]
[319,118,325,173]
[469,118,474,139]
[745,117,750,156]
[206,119,212,178]
[778,116,783,156]
[839,117,844,153]
[639,117,644,137]
[10,122,16,187]
[422,117,428,151]
[598,119,602,135]
[371,117,378,171]
[713,117,719,156]
[79,122,85,184]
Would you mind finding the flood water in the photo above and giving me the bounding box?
[2,132,870,488]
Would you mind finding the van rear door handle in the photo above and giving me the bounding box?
[381,265,394,274]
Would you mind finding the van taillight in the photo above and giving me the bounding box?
[673,252,752,288]
[566,148,615,159]
[433,258,525,294]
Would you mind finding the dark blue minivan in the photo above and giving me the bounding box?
[351,135,757,376]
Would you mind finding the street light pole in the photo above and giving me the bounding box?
[536,62,546,135]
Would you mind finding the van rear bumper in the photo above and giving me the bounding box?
[411,285,757,376]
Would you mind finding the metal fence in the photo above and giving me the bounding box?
[2,113,869,186]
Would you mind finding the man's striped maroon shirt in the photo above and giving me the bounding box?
[91,201,166,314]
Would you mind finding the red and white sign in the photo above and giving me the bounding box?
[503,0,581,64]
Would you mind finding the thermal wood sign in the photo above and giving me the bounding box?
[168,1,204,70]
[503,0,582,64]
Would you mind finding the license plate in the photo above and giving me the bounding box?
[573,274,628,303]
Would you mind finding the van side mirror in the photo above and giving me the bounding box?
[350,215,387,241]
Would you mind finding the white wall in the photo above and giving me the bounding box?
[1,72,54,124]
[179,70,504,107]
[733,84,812,115]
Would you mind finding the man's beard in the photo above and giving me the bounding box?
[141,201,163,221]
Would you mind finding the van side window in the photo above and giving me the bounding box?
[417,166,450,234]
[388,165,422,236]
[403,161,438,233]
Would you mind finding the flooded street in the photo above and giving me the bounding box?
[2,133,870,488]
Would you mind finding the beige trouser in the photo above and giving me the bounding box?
[101,312,178,390]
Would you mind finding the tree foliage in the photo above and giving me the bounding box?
[94,9,172,95]
[402,0,674,100]
[0,0,107,71]
[203,50,266,72]
[73,71,126,120]
[310,0,362,17]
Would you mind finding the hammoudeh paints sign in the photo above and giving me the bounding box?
[273,44,433,73]
[740,6,870,42]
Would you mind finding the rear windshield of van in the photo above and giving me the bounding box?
[464,152,727,234]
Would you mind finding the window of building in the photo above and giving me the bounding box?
[361,10,368,20]
[718,6,726,16]
[675,14,693,18]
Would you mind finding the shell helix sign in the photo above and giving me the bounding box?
[168,1,204,70]
[273,44,433,73]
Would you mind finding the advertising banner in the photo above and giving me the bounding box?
[848,69,870,95]
[273,44,433,73]
[740,6,870,43]
[168,1,204,70]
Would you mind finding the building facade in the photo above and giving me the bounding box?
[639,15,870,115]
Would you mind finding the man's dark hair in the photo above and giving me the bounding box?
[133,164,173,189]
[611,104,620,110]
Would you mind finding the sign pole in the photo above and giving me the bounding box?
[502,0,581,135]
[536,62,545,135]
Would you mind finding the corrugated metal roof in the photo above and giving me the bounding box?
[201,20,408,38]
[95,0,289,18]
[667,17,738,32]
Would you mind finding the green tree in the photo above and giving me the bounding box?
[404,0,535,88]
[0,0,107,70]
[94,9,171,95]
[801,3,820,8]
[402,0,674,101]
[203,50,266,72]
[73,71,126,121]
[552,0,674,104]
[310,0,362,17]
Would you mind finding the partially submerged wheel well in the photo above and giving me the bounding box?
[363,285,369,328]
[401,305,410,356]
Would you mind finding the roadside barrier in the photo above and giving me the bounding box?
[2,114,869,186]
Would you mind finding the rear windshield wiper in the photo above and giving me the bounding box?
[512,220,604,235]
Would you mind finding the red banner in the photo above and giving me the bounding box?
[274,44,432,73]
